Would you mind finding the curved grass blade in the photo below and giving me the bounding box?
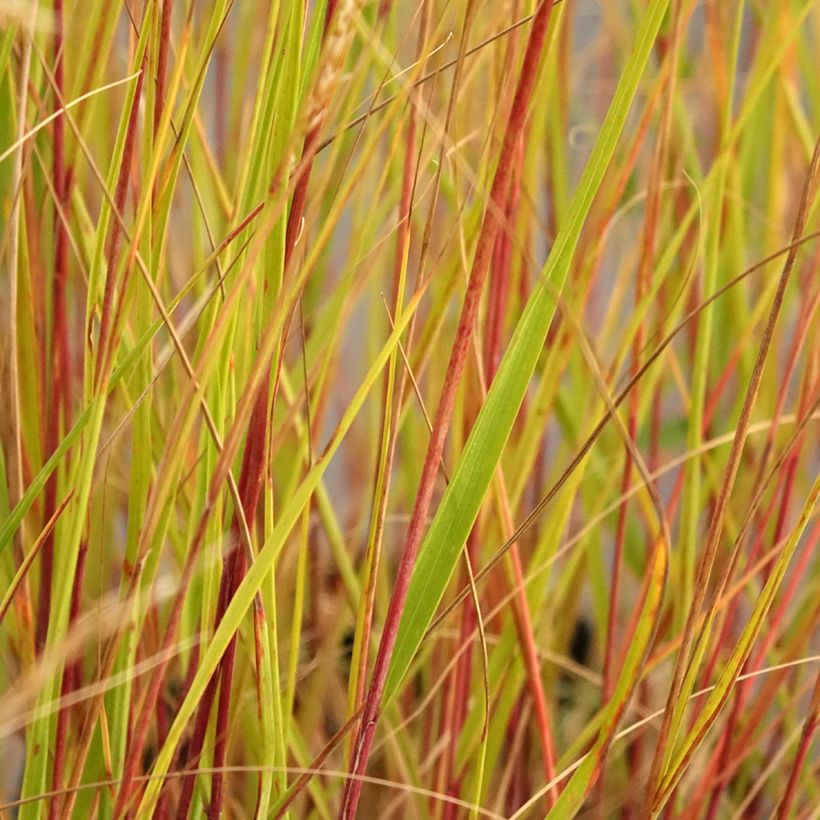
[651,476,820,816]
[133,280,427,818]
[383,0,672,704]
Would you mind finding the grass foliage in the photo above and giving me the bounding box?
[1,0,819,817]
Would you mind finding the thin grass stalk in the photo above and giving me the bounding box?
[425,6,516,810]
[131,107,377,817]
[602,0,682,710]
[37,0,73,656]
[198,4,360,815]
[259,396,814,816]
[341,4,557,815]
[53,12,255,804]
[111,506,223,817]
[672,0,746,646]
[1,0,38,674]
[32,25,271,812]
[425,221,820,649]
[153,0,173,136]
[703,296,818,817]
[773,660,819,817]
[1,3,817,816]
[47,540,87,819]
[0,492,73,630]
[107,4,278,807]
[346,6,431,751]
[697,343,819,818]
[647,133,820,812]
[93,65,146,387]
[651,474,820,815]
[440,133,539,814]
[599,19,682,814]
[136,264,431,815]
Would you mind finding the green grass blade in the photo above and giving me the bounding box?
[384,0,672,703]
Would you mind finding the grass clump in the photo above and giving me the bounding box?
[1,1,818,817]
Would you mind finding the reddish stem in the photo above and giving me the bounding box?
[48,540,87,819]
[154,0,173,134]
[351,13,425,724]
[200,5,346,814]
[686,372,818,814]
[37,0,72,655]
[340,4,557,816]
[95,61,146,387]
[444,133,533,811]
[774,665,820,818]
[113,516,215,817]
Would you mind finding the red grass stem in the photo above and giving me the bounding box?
[37,0,73,655]
[340,4,557,815]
